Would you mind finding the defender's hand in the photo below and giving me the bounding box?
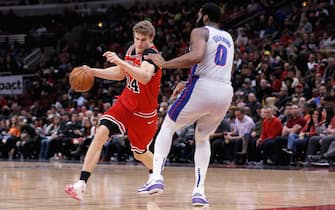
[145,53,165,68]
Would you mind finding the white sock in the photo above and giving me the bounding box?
[193,140,210,195]
[153,117,177,179]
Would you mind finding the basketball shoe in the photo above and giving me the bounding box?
[65,180,86,201]
[192,192,209,207]
[137,175,164,195]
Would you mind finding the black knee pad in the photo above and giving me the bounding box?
[99,119,123,137]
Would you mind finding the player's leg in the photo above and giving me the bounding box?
[192,106,231,207]
[139,116,183,195]
[125,114,166,194]
[191,117,218,206]
[143,78,205,195]
[125,114,156,170]
[188,81,233,206]
[134,149,161,194]
[152,116,181,177]
[81,125,109,172]
[65,118,123,200]
[151,78,201,180]
[133,149,153,170]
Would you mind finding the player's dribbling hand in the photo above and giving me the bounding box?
[144,53,165,68]
[103,51,122,65]
[82,65,90,71]
[81,65,94,77]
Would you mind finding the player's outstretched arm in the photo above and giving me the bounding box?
[146,28,208,69]
[104,51,155,85]
[83,65,125,81]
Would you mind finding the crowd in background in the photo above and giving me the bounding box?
[0,0,334,166]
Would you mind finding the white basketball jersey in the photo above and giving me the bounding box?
[191,26,234,84]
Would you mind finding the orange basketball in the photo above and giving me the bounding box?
[69,67,94,92]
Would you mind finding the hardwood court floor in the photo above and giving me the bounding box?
[0,161,334,210]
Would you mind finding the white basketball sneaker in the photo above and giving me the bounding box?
[192,192,209,207]
[65,180,86,201]
[137,174,164,195]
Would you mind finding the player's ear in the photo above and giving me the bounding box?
[203,14,209,23]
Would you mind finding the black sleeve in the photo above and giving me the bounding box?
[142,48,159,72]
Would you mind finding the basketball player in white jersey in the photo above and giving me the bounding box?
[139,3,234,207]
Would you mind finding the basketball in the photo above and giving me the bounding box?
[69,66,94,92]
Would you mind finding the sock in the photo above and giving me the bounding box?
[80,171,91,183]
[153,117,176,179]
[193,140,210,195]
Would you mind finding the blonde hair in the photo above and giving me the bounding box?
[132,20,155,38]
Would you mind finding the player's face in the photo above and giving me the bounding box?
[134,32,152,54]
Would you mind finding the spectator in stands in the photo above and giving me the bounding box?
[292,83,306,98]
[102,134,130,162]
[276,86,291,109]
[257,106,282,164]
[210,119,231,164]
[236,27,248,47]
[290,108,326,163]
[224,107,255,162]
[246,107,265,162]
[256,79,273,102]
[48,112,71,160]
[300,16,313,34]
[0,115,21,159]
[246,92,262,121]
[269,72,282,93]
[40,114,61,160]
[309,141,335,163]
[59,112,84,159]
[70,117,97,159]
[240,78,256,96]
[307,53,317,71]
[169,124,195,163]
[319,32,335,49]
[321,57,335,85]
[17,122,40,159]
[307,113,335,163]
[275,104,306,165]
